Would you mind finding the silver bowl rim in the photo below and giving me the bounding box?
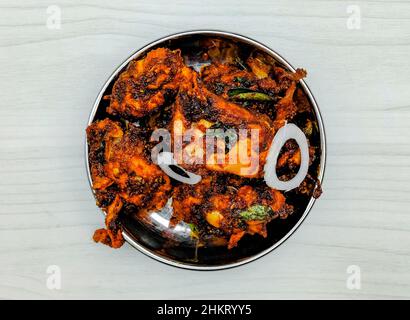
[85,30,327,271]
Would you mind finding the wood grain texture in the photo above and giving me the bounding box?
[1,0,409,299]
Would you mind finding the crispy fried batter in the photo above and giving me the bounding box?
[93,195,124,248]
[201,63,258,98]
[171,67,274,177]
[87,118,171,247]
[170,173,289,249]
[107,48,184,118]
[201,53,307,129]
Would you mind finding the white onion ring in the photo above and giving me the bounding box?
[157,152,202,185]
[264,123,309,191]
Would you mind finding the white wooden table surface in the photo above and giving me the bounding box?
[1,0,409,300]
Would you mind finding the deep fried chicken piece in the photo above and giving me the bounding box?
[226,185,289,248]
[276,139,302,172]
[93,195,124,248]
[107,48,184,118]
[171,67,274,177]
[201,55,307,129]
[201,63,259,98]
[87,118,172,248]
[171,174,290,249]
[87,118,123,190]
[201,51,279,97]
[171,176,213,225]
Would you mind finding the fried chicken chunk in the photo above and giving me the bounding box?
[107,48,184,118]
[171,67,275,177]
[92,194,124,248]
[201,51,307,128]
[171,174,291,249]
[87,118,171,248]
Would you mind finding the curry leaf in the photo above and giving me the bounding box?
[188,223,199,239]
[239,205,273,221]
[228,88,273,101]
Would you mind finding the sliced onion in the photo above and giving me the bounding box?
[264,123,309,191]
[157,152,202,185]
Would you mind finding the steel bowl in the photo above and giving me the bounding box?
[85,30,326,270]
